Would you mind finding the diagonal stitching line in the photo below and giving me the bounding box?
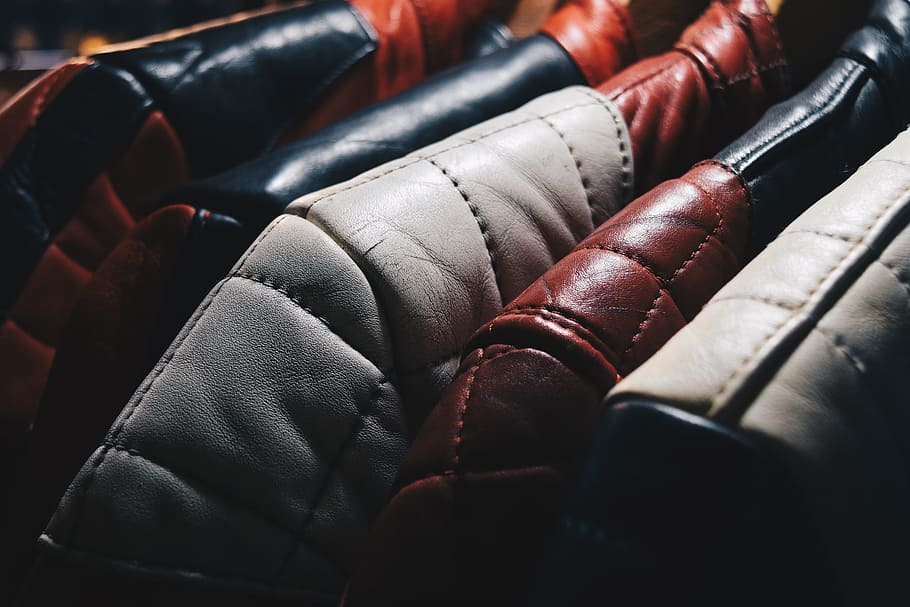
[713,181,910,411]
[56,215,290,547]
[297,97,608,217]
[232,272,391,377]
[423,155,504,305]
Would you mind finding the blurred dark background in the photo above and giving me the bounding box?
[2,0,288,59]
[0,0,293,104]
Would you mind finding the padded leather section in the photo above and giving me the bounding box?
[716,0,910,251]
[94,0,377,177]
[599,0,790,192]
[609,128,910,606]
[342,162,752,605]
[536,401,839,606]
[16,208,252,568]
[31,88,632,602]
[168,35,587,227]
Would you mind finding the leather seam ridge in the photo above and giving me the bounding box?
[423,156,505,305]
[297,98,604,217]
[55,214,290,549]
[714,179,910,417]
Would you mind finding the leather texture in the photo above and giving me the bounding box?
[93,0,379,177]
[345,3,910,602]
[169,0,635,227]
[599,0,789,192]
[23,88,632,605]
[0,0,498,423]
[608,127,910,607]
[342,161,753,606]
[167,35,589,229]
[536,401,839,606]
[541,0,635,86]
[0,63,189,422]
[716,0,910,250]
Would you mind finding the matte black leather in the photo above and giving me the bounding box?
[0,63,152,322]
[537,401,840,606]
[95,0,377,177]
[166,35,585,228]
[715,0,910,251]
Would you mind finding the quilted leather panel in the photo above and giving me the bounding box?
[716,0,910,250]
[599,0,790,192]
[342,161,753,605]
[167,35,590,228]
[95,0,377,176]
[610,127,910,606]
[33,87,631,601]
[286,87,632,427]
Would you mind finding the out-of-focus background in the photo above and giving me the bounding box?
[0,0,293,105]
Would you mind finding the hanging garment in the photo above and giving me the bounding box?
[0,0,501,425]
[14,1,790,602]
[21,0,639,495]
[551,126,910,607]
[340,0,910,604]
[164,0,636,231]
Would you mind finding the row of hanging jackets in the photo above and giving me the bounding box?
[1,0,909,604]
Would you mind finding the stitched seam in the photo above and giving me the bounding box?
[539,115,592,225]
[231,272,391,377]
[577,243,666,284]
[708,295,799,311]
[671,176,726,282]
[275,378,390,579]
[559,87,634,201]
[55,215,290,547]
[98,444,304,538]
[619,288,666,360]
[493,307,625,356]
[450,355,481,471]
[434,348,518,478]
[607,56,685,101]
[424,156,504,304]
[299,100,605,216]
[778,229,860,244]
[713,181,910,407]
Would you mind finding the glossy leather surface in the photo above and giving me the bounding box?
[609,128,910,606]
[599,0,789,192]
[0,0,497,423]
[342,162,752,606]
[94,0,377,177]
[167,35,588,228]
[18,0,634,545]
[536,401,838,606]
[346,3,910,600]
[26,88,632,604]
[541,0,635,85]
[716,0,910,250]
[169,0,635,225]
